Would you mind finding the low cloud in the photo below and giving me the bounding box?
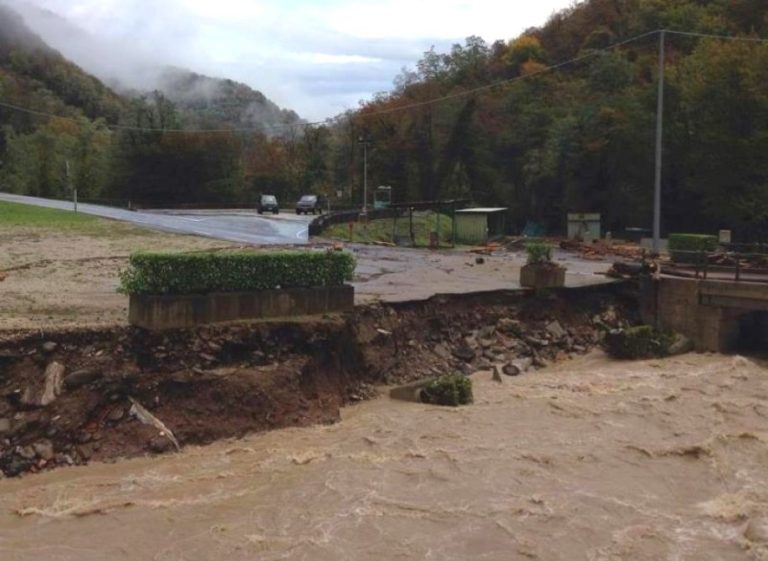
[6,0,569,120]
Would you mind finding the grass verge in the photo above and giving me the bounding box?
[323,212,454,246]
[0,200,152,238]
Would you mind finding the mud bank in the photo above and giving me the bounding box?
[0,285,635,477]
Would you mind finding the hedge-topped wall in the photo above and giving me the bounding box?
[119,251,356,295]
[668,234,718,264]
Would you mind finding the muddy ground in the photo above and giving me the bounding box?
[0,224,613,329]
[0,286,634,477]
[0,225,228,329]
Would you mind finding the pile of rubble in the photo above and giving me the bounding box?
[356,291,631,386]
[560,239,646,262]
[0,288,633,477]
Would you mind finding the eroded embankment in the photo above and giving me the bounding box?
[0,285,635,477]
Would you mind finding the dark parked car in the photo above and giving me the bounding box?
[257,194,279,214]
[295,194,325,215]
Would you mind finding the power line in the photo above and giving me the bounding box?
[1,28,767,131]
[665,29,768,43]
[357,28,768,120]
[357,30,662,119]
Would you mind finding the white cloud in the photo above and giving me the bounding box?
[322,0,568,42]
[10,0,573,120]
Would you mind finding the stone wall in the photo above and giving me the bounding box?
[641,277,765,352]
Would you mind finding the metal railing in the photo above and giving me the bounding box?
[663,249,768,283]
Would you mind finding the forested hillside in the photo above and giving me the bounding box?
[157,68,302,133]
[0,3,311,207]
[1,0,767,241]
[331,0,768,240]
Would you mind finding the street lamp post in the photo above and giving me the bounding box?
[358,136,371,216]
[65,159,77,213]
[653,30,666,253]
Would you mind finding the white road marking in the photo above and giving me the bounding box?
[296,228,308,239]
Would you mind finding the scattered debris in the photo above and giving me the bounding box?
[0,290,629,477]
[129,398,181,452]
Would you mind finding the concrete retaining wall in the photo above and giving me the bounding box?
[129,285,355,330]
[640,277,757,352]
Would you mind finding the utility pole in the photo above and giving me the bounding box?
[65,160,77,213]
[358,136,371,216]
[653,30,666,253]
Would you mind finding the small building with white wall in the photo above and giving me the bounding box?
[454,208,508,245]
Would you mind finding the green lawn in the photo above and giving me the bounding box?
[0,200,98,227]
[0,200,148,237]
[323,212,455,247]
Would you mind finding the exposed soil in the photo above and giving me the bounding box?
[0,226,229,329]
[0,285,635,477]
[0,225,613,329]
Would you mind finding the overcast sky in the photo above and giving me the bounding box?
[12,0,573,120]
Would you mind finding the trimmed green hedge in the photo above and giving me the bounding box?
[420,374,473,406]
[668,233,718,264]
[604,325,673,359]
[119,251,356,295]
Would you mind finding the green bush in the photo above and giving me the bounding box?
[119,250,356,295]
[668,233,718,264]
[420,374,473,406]
[525,241,554,264]
[604,325,674,359]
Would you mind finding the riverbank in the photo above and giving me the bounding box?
[1,352,765,560]
[0,286,634,477]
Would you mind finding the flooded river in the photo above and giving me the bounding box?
[1,353,767,560]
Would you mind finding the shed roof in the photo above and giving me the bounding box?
[455,208,508,214]
[388,198,470,210]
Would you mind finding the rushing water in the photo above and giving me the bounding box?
[1,353,767,561]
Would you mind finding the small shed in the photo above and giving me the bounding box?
[567,213,601,242]
[454,208,508,245]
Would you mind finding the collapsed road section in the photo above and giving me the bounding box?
[0,285,635,477]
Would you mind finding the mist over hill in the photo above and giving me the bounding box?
[1,0,303,131]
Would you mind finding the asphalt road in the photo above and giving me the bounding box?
[0,193,313,245]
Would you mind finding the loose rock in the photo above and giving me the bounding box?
[40,362,65,406]
[17,446,36,460]
[149,435,176,454]
[510,357,533,374]
[433,344,451,360]
[497,318,522,335]
[21,361,65,407]
[668,334,694,356]
[64,368,102,389]
[525,336,549,348]
[545,320,567,340]
[32,440,55,461]
[452,345,476,363]
[478,325,496,339]
[107,407,125,423]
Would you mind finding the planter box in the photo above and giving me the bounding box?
[129,285,354,330]
[520,264,566,289]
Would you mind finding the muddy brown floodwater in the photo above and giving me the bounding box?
[0,352,767,561]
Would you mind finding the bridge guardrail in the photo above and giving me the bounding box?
[665,249,768,283]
